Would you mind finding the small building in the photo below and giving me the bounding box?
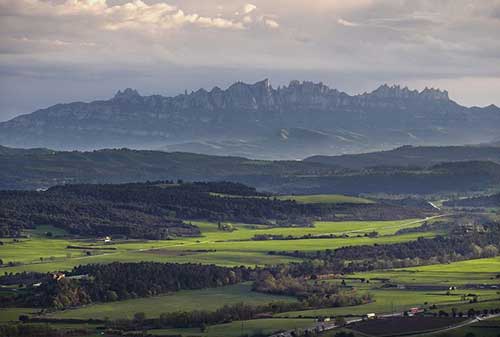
[365,313,376,320]
[51,272,65,281]
[97,236,112,243]
[317,317,331,322]
[407,307,424,316]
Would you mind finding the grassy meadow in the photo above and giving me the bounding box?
[0,217,435,274]
[2,209,499,337]
[277,257,500,318]
[147,318,315,337]
[50,283,297,320]
[361,257,500,285]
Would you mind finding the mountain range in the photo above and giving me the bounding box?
[1,79,499,159]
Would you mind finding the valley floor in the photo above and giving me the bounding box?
[1,215,499,337]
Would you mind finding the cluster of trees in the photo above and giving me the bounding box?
[252,231,378,241]
[3,260,372,318]
[0,181,427,238]
[0,225,22,238]
[13,262,252,309]
[0,323,83,337]
[254,273,334,296]
[272,223,500,276]
[431,307,500,319]
[108,302,305,330]
[252,272,371,309]
[0,271,46,286]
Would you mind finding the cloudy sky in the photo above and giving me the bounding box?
[1,0,500,121]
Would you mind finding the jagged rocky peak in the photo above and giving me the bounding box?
[370,84,417,99]
[285,80,334,96]
[369,84,448,100]
[113,88,142,101]
[254,78,271,89]
[420,87,449,100]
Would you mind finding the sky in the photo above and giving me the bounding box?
[1,0,500,121]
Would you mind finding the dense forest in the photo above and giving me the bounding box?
[0,181,427,238]
[0,324,70,337]
[0,187,199,239]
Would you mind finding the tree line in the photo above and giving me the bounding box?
[7,262,252,309]
[271,222,500,276]
[0,181,427,239]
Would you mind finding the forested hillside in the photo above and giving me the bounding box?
[0,181,427,238]
[444,193,500,208]
[305,145,500,169]
[2,146,500,195]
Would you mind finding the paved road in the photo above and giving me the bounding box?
[404,313,500,337]
[271,312,500,337]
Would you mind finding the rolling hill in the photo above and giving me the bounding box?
[304,145,500,169]
[2,145,500,195]
[443,193,500,208]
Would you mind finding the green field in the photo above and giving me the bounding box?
[0,218,434,274]
[278,287,500,318]
[278,194,374,204]
[0,308,39,323]
[277,257,500,318]
[51,283,296,320]
[361,257,500,285]
[3,216,499,337]
[147,318,315,337]
[47,257,500,323]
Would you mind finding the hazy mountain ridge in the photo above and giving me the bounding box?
[2,145,500,195]
[1,79,499,158]
[304,145,500,169]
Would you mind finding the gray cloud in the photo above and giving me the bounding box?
[1,0,500,121]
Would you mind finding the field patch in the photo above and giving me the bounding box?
[278,194,374,204]
[277,277,500,319]
[0,218,431,274]
[50,283,298,320]
[361,257,500,286]
[28,225,69,237]
[137,249,207,257]
[148,318,314,337]
[0,308,39,323]
[351,317,467,336]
